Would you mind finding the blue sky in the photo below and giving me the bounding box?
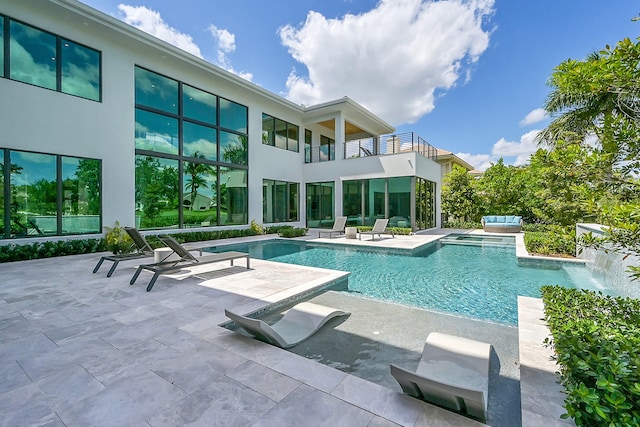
[80,0,639,170]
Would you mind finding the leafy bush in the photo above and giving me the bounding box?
[0,238,106,262]
[278,227,308,238]
[524,226,575,257]
[264,225,293,234]
[443,220,482,229]
[355,226,412,235]
[541,286,640,426]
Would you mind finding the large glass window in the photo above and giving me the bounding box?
[135,109,179,155]
[388,177,411,227]
[1,148,101,239]
[134,66,248,229]
[183,84,216,125]
[135,155,179,229]
[306,182,334,228]
[219,98,247,133]
[135,67,178,114]
[262,113,299,152]
[320,135,335,161]
[3,16,101,101]
[10,20,57,90]
[220,167,247,225]
[343,180,363,226]
[62,157,101,234]
[263,179,299,223]
[61,39,101,101]
[304,129,312,163]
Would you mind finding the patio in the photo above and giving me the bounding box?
[0,231,568,426]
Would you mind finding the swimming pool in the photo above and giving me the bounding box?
[207,237,607,325]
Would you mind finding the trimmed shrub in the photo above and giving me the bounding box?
[524,226,575,257]
[541,286,640,426]
[278,227,308,238]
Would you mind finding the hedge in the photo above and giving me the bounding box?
[541,285,640,426]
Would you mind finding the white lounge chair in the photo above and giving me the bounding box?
[225,302,350,348]
[390,332,492,421]
[318,216,347,238]
[359,218,394,241]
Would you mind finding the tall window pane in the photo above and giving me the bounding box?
[135,155,179,229]
[220,131,247,165]
[183,160,216,228]
[289,183,299,221]
[135,109,179,155]
[343,180,363,226]
[10,151,57,236]
[0,150,5,235]
[183,85,216,125]
[61,39,100,101]
[369,178,385,226]
[62,157,101,234]
[287,124,299,152]
[306,182,334,228]
[220,167,247,225]
[0,18,4,78]
[305,129,312,163]
[389,176,411,227]
[135,67,178,114]
[262,114,274,145]
[274,118,287,149]
[219,98,247,133]
[10,21,57,90]
[183,122,216,161]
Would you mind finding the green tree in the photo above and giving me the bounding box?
[441,165,479,222]
[475,159,532,221]
[184,152,214,210]
[222,135,248,165]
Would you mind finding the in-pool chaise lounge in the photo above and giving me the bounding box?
[359,218,394,241]
[130,235,250,291]
[390,332,493,421]
[318,216,347,238]
[93,227,158,277]
[225,302,350,348]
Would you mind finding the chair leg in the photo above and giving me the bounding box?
[146,273,161,292]
[130,266,144,285]
[106,260,119,278]
[93,257,105,274]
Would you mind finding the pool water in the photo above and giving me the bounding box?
[207,238,606,325]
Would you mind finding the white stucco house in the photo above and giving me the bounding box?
[1,0,445,241]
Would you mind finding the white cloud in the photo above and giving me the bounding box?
[459,129,543,171]
[279,0,495,125]
[117,5,252,81]
[208,25,253,81]
[117,5,203,58]
[519,108,548,126]
[456,152,491,171]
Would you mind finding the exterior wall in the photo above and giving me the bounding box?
[1,0,443,239]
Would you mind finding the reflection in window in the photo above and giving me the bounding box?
[320,135,335,161]
[10,20,57,90]
[306,182,334,228]
[183,84,216,125]
[61,39,101,101]
[416,178,436,230]
[220,132,247,165]
[263,179,299,223]
[219,98,247,133]
[183,122,216,160]
[9,151,56,236]
[0,18,4,78]
[135,67,178,114]
[343,180,363,226]
[62,157,101,234]
[183,159,216,228]
[305,129,312,163]
[262,113,299,152]
[135,155,179,229]
[220,167,247,225]
[388,176,411,227]
[135,109,179,155]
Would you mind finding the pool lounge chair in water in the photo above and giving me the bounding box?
[93,227,158,277]
[318,216,347,238]
[390,332,492,422]
[130,235,250,292]
[225,302,350,348]
[359,218,394,241]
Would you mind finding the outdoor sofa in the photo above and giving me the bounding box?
[481,215,523,233]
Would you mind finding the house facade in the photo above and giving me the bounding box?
[0,0,443,241]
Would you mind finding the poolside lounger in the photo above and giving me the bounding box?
[359,218,394,241]
[225,302,350,348]
[93,227,158,277]
[130,235,250,291]
[318,216,347,238]
[390,332,492,422]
